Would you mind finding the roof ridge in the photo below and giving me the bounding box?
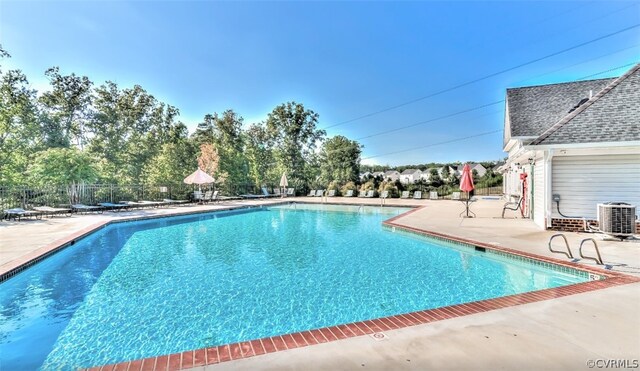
[530,63,640,145]
[506,76,616,91]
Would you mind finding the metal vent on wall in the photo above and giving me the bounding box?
[597,203,636,239]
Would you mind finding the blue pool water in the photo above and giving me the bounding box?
[0,204,587,370]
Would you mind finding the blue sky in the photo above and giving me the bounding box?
[1,1,639,166]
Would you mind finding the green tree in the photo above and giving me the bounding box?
[265,102,325,188]
[244,123,274,186]
[39,67,93,148]
[0,48,40,184]
[28,147,98,185]
[318,135,362,185]
[428,168,443,188]
[143,138,197,185]
[199,110,250,192]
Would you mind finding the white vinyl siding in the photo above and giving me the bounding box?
[533,154,545,228]
[551,154,640,219]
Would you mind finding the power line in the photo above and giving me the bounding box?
[354,101,503,141]
[510,43,640,87]
[318,61,635,161]
[322,23,640,130]
[576,61,640,81]
[361,130,502,160]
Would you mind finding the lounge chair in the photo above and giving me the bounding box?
[365,190,374,198]
[315,190,324,197]
[33,206,72,217]
[451,192,461,200]
[413,191,422,199]
[287,188,295,197]
[308,190,316,197]
[274,188,281,197]
[400,191,410,199]
[193,191,203,203]
[98,202,130,212]
[430,191,438,200]
[380,190,389,199]
[327,190,336,197]
[261,187,277,198]
[240,189,267,199]
[72,204,104,214]
[3,208,43,221]
[345,190,354,197]
[139,200,164,208]
[358,191,365,198]
[163,198,189,205]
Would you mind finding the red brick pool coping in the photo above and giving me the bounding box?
[2,203,638,371]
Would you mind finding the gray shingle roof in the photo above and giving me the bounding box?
[531,64,640,145]
[401,169,419,175]
[506,77,615,139]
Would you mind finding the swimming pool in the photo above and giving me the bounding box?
[0,204,589,369]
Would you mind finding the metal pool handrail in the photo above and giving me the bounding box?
[548,234,573,259]
[579,238,603,265]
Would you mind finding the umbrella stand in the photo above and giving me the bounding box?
[459,191,476,218]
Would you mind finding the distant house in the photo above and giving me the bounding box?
[420,168,437,182]
[359,172,371,180]
[500,63,640,230]
[400,169,422,184]
[467,163,487,177]
[372,171,385,179]
[437,166,459,179]
[383,170,400,182]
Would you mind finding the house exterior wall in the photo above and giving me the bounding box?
[551,153,640,220]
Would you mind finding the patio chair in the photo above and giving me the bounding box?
[358,191,365,198]
[287,188,295,197]
[274,188,281,197]
[502,196,523,218]
[200,191,213,203]
[451,192,461,200]
[72,204,104,214]
[315,190,324,197]
[98,202,130,212]
[261,187,277,198]
[400,191,410,199]
[365,190,374,198]
[413,191,422,199]
[308,190,317,197]
[345,190,354,197]
[327,190,336,197]
[33,206,72,217]
[193,191,203,203]
[429,191,438,200]
[3,208,43,221]
[380,190,389,199]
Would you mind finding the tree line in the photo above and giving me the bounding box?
[0,46,363,194]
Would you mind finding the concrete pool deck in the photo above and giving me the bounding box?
[1,198,639,370]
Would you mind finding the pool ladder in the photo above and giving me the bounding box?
[548,234,603,265]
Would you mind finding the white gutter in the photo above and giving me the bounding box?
[525,140,640,151]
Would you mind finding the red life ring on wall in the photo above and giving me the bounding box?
[520,173,528,217]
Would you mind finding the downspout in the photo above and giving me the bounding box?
[544,149,554,229]
[529,160,534,219]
